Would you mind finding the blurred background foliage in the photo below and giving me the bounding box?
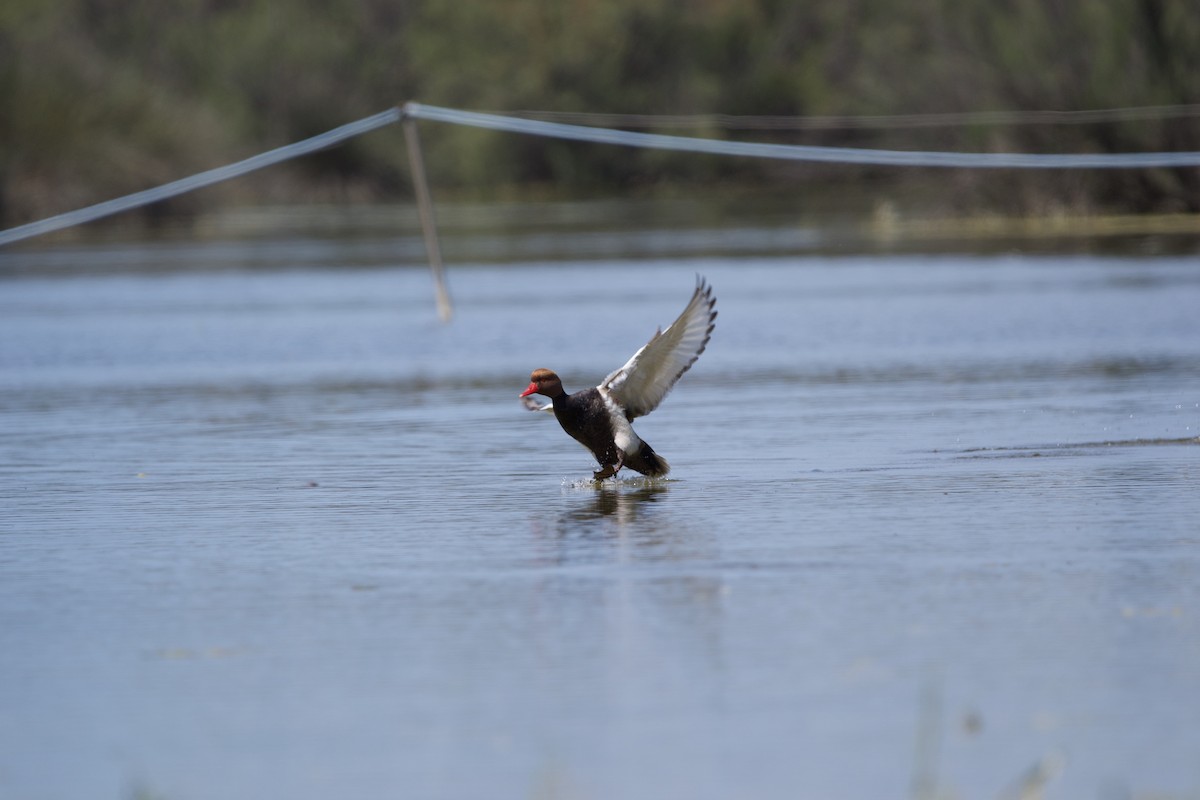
[2,0,1198,227]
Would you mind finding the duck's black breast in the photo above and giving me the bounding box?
[553,387,620,464]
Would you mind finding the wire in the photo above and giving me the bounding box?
[502,103,1200,131]
[403,103,1200,169]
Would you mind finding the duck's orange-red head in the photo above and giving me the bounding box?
[520,368,561,398]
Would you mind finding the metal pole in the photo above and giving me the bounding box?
[402,116,453,322]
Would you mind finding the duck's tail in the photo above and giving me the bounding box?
[625,441,670,477]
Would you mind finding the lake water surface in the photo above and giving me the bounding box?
[1,226,1199,799]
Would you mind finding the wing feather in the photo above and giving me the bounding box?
[600,276,717,420]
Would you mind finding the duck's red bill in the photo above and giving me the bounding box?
[519,382,538,398]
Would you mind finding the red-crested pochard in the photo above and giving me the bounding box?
[520,276,717,480]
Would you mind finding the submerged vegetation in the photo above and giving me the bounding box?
[2,0,1199,228]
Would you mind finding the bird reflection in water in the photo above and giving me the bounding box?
[532,480,713,567]
[536,481,677,555]
[563,481,671,528]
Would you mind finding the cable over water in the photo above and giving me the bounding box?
[402,103,1200,169]
[499,103,1200,131]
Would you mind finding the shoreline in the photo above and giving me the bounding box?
[5,197,1199,257]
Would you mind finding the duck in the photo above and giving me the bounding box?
[520,276,717,480]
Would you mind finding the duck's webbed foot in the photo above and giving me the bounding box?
[592,453,624,481]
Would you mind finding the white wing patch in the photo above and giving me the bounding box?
[600,276,717,420]
[600,387,642,455]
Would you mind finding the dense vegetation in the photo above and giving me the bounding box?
[3,0,1199,228]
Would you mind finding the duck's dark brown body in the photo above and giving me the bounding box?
[552,387,668,478]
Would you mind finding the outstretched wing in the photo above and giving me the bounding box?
[600,276,717,420]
